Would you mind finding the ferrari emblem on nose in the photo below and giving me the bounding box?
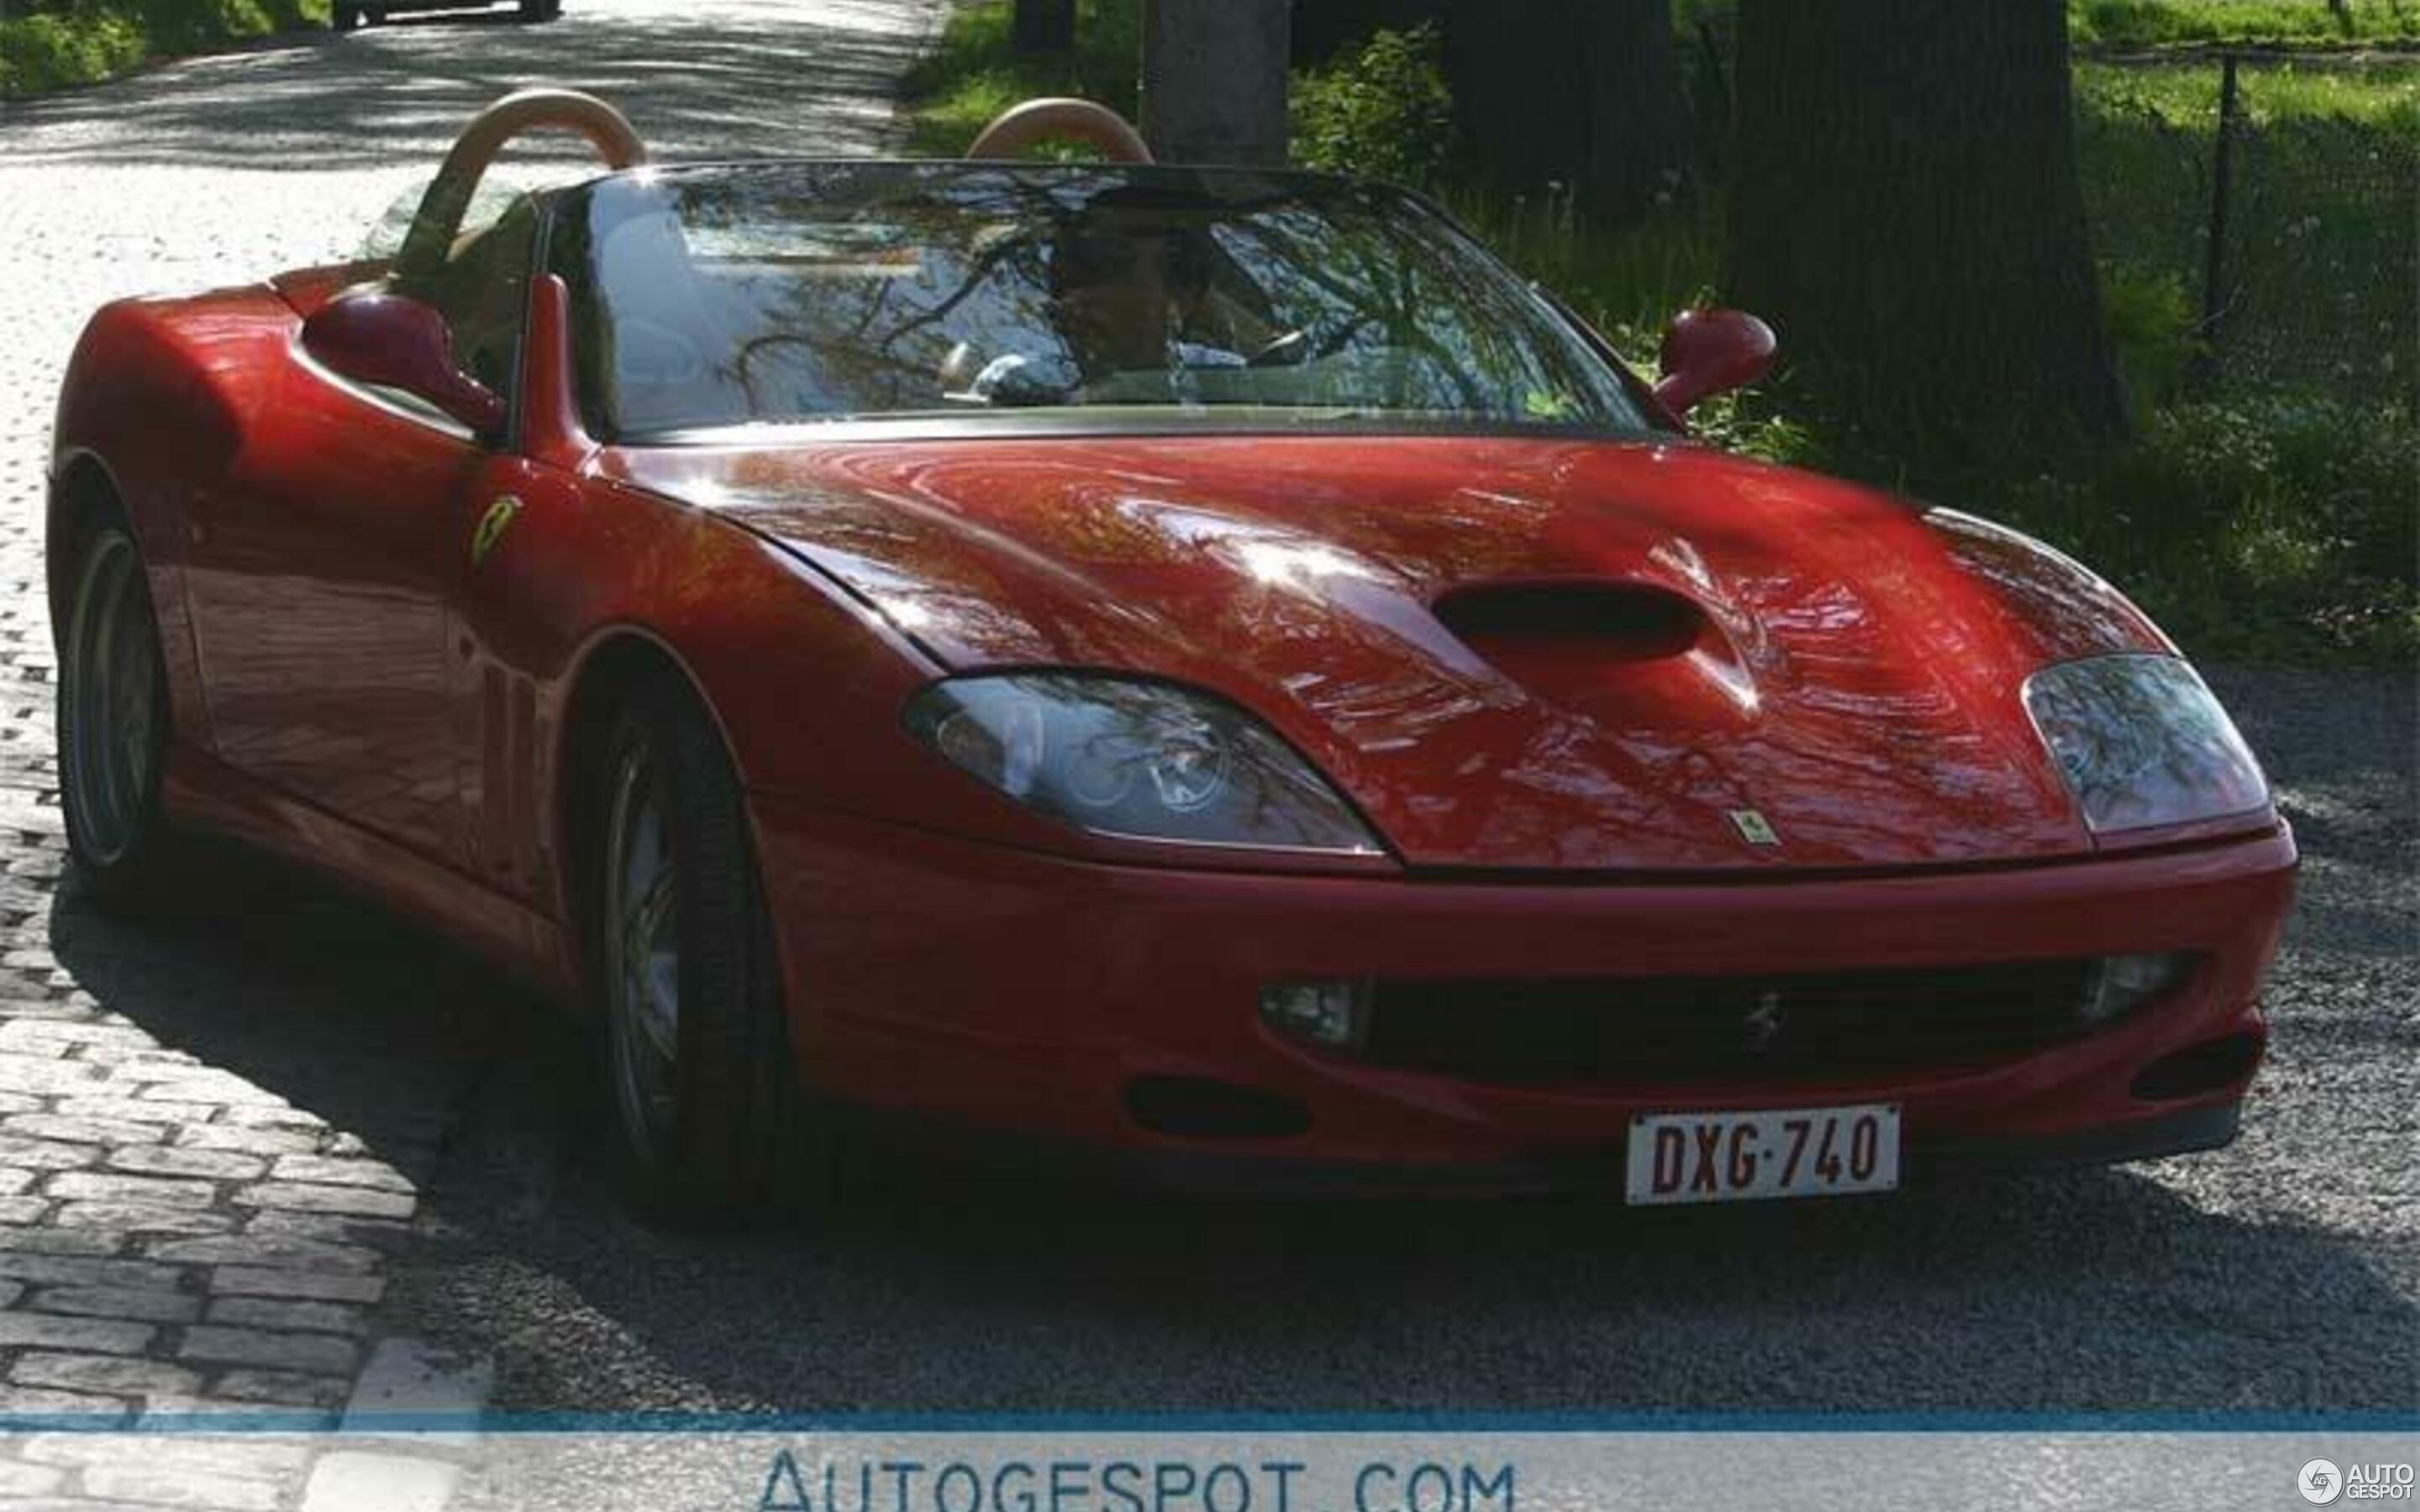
[1744,990,1785,1053]
[471,496,522,567]
[1728,808,1781,846]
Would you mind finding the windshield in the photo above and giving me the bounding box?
[547,163,1651,441]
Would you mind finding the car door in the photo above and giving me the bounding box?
[182,200,540,872]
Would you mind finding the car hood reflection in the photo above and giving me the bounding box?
[613,434,2175,873]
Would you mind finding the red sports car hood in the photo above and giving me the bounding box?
[613,435,2172,873]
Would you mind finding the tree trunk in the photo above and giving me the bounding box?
[1583,0,1694,220]
[1293,0,1448,66]
[1446,0,1694,224]
[1010,0,1075,54]
[1143,0,1291,165]
[1728,0,2127,439]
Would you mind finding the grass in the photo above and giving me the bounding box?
[2067,0,2420,47]
[1675,0,2420,50]
[1,0,329,97]
[896,0,1140,157]
[911,1,2417,663]
[2075,58,2417,405]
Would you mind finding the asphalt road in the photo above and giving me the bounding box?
[3,0,2414,1452]
[376,676,2420,1423]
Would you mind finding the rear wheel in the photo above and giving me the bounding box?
[592,673,811,1223]
[55,522,178,907]
[333,4,362,30]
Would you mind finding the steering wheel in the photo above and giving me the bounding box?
[1248,313,1372,369]
[965,98,1153,165]
[734,333,837,412]
[395,88,647,281]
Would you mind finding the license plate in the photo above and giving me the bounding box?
[1624,1103,1901,1205]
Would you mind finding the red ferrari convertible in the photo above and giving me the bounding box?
[48,91,2296,1215]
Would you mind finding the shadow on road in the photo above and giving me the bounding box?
[2,1,933,166]
[50,869,2412,1418]
[45,868,523,1223]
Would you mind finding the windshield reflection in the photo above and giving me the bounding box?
[550,164,1649,440]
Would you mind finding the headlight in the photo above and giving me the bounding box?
[2022,654,2270,834]
[904,673,1384,855]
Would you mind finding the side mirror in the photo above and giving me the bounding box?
[1652,308,1777,417]
[302,291,506,438]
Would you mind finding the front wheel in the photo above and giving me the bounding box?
[55,523,179,907]
[593,674,811,1223]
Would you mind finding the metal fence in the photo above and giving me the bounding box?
[1673,26,2417,410]
[2071,51,2416,407]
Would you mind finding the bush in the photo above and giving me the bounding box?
[1292,23,1454,188]
[2122,396,2417,585]
[2101,263,2206,413]
[2,0,324,96]
[1879,396,2420,662]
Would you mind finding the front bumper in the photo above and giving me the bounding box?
[752,798,2297,1190]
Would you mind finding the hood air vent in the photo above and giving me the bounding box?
[1433,580,1707,665]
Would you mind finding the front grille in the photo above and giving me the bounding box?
[1362,960,2104,1087]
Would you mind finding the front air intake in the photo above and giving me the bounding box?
[1123,1076,1311,1142]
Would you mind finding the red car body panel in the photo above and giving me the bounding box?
[614,437,2185,874]
[756,799,2291,1171]
[49,235,2298,1188]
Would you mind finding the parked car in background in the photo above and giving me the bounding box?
[335,0,556,32]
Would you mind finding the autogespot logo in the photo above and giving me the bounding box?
[2305,1459,2420,1504]
[2306,1461,2346,1506]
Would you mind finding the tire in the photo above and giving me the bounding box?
[592,671,810,1223]
[55,521,180,909]
[333,4,361,30]
[516,0,544,21]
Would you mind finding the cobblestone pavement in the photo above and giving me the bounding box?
[0,0,942,1502]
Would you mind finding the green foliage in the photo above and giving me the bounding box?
[2079,55,2419,130]
[2070,0,2420,47]
[1291,23,1454,187]
[1,0,326,95]
[2101,264,2207,411]
[2085,399,2416,658]
[1775,395,2418,663]
[897,0,1141,157]
[1681,1,2420,50]
[2074,60,2416,405]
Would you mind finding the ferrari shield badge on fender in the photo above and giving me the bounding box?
[1729,808,1782,847]
[471,496,522,567]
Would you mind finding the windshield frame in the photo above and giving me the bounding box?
[536,160,1673,448]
